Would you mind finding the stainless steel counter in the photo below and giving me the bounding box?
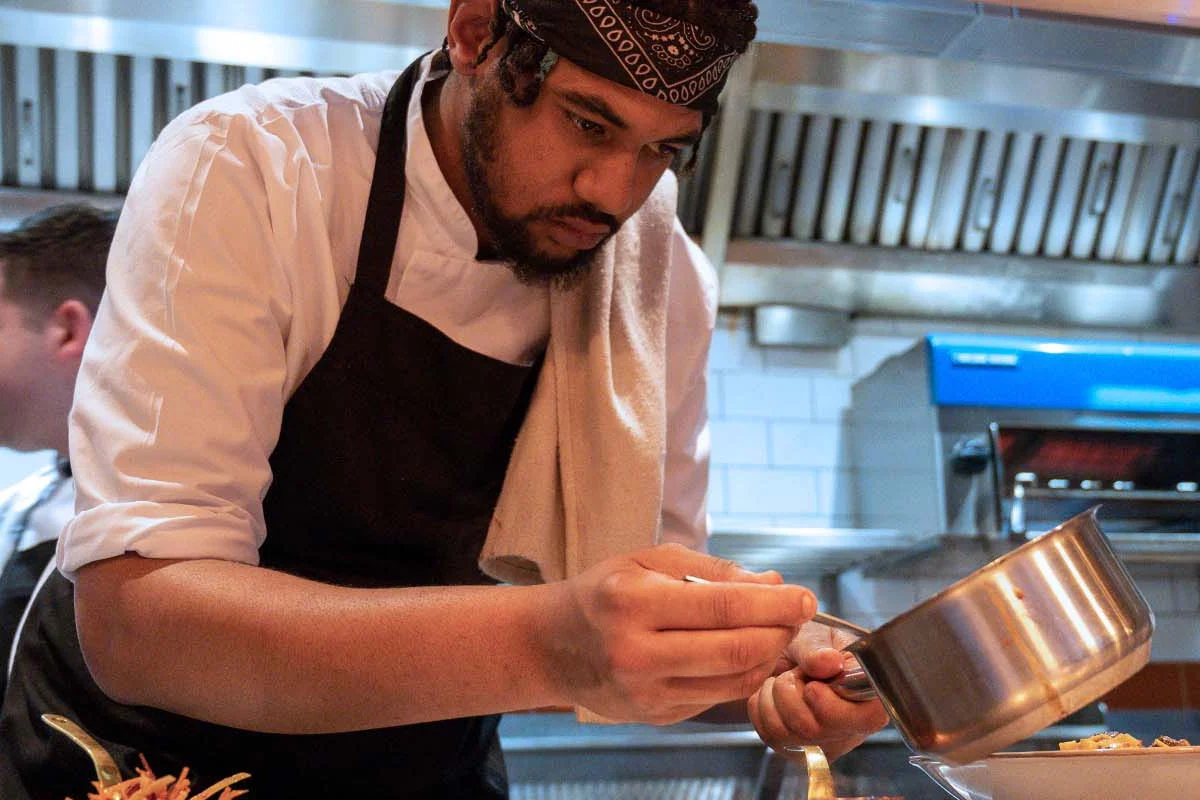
[708,526,1200,587]
[499,712,1107,799]
[707,527,936,584]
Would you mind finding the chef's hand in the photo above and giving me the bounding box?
[748,621,890,761]
[548,543,815,726]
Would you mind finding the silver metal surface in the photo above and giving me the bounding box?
[1069,141,1119,260]
[761,112,801,238]
[754,0,1200,88]
[5,2,1200,334]
[733,110,772,239]
[1173,165,1200,264]
[791,114,832,242]
[1149,146,1199,263]
[0,186,122,230]
[1043,138,1090,258]
[877,123,920,247]
[752,304,851,349]
[753,43,1200,126]
[700,45,755,271]
[846,508,1154,765]
[721,239,1200,332]
[1118,144,1172,262]
[906,127,946,249]
[927,128,979,251]
[510,778,750,800]
[0,1,436,74]
[53,49,78,190]
[960,130,1005,253]
[1094,143,1143,261]
[820,117,861,243]
[989,132,1035,255]
[1015,135,1062,256]
[707,525,931,583]
[848,120,890,245]
[15,45,40,188]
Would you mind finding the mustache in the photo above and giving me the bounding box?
[527,204,618,232]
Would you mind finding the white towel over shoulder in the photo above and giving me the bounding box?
[480,174,681,586]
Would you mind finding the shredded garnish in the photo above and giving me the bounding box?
[70,754,249,800]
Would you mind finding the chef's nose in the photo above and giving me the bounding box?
[574,152,638,219]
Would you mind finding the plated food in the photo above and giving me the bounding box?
[70,755,249,800]
[1058,731,1192,750]
[913,733,1200,800]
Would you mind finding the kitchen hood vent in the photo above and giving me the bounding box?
[679,43,1200,332]
[0,43,336,195]
[3,0,1200,331]
[722,111,1200,265]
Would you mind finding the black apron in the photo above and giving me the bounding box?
[0,57,540,799]
[0,464,67,700]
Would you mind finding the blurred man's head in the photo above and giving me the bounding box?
[0,204,116,454]
[440,0,757,288]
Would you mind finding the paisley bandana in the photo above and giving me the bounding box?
[499,0,740,114]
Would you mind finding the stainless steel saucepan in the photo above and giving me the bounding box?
[819,508,1153,764]
[696,507,1153,766]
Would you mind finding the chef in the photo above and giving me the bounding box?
[0,1,886,796]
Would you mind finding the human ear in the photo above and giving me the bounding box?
[445,0,500,75]
[46,299,94,362]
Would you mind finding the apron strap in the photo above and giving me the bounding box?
[353,57,426,298]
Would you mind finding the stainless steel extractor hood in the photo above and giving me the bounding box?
[690,33,1200,333]
[2,0,1199,332]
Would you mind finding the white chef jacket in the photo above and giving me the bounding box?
[60,54,715,578]
[1,466,74,568]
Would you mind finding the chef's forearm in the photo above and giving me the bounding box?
[75,553,569,733]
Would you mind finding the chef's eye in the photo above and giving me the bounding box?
[649,142,684,160]
[566,111,606,140]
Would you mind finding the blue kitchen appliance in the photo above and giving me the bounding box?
[850,334,1200,539]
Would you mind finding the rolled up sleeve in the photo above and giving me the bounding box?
[60,103,342,578]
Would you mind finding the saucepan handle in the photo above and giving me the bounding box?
[682,575,879,702]
[827,661,878,702]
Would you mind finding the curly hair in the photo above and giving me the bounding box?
[437,1,757,168]
[0,204,117,322]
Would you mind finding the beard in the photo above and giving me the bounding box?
[461,76,617,290]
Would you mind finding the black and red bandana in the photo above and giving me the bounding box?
[500,0,740,115]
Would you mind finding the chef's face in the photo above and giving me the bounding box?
[0,269,58,451]
[461,55,702,287]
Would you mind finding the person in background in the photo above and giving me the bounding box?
[0,204,115,698]
[1,2,886,797]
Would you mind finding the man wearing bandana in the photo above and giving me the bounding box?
[0,1,887,797]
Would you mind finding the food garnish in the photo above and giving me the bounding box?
[70,754,249,800]
[1059,731,1192,751]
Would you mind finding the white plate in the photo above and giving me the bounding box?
[912,747,1200,800]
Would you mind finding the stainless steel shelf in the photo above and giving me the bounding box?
[1109,533,1200,563]
[709,525,1200,581]
[708,526,936,581]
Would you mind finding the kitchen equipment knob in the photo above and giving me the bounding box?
[949,436,992,475]
[1009,473,1036,537]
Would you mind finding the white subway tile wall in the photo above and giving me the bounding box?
[706,309,1200,661]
